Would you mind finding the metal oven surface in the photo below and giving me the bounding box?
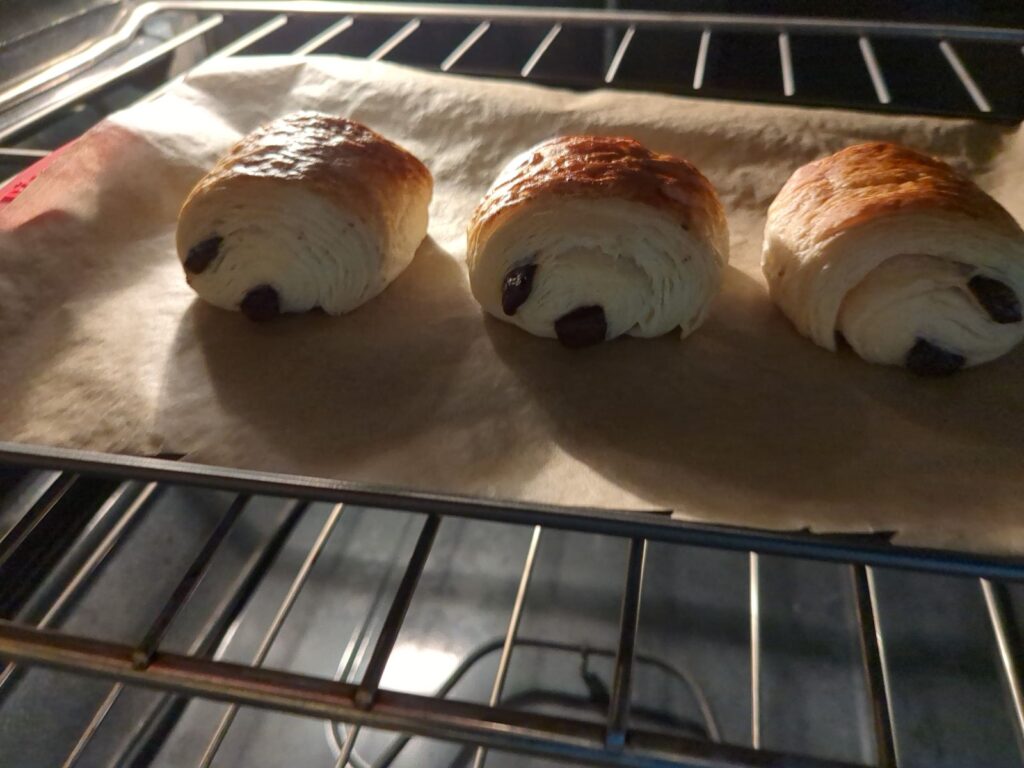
[0,445,1023,768]
[1,4,1024,768]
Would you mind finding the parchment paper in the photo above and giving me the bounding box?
[2,56,1022,553]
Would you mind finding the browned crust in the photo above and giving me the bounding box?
[770,141,1022,242]
[470,135,726,248]
[180,111,432,216]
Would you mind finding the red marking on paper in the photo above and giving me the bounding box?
[0,142,74,207]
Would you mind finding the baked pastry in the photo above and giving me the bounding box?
[763,142,1024,374]
[467,136,729,347]
[176,111,432,320]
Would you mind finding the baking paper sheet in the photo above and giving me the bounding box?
[2,56,1022,552]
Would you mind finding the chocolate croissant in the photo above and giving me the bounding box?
[467,136,729,348]
[176,111,432,320]
[763,142,1024,374]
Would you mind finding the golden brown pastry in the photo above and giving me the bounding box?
[176,111,432,320]
[763,141,1024,374]
[467,136,729,347]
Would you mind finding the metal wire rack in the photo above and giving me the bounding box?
[1,0,1024,152]
[2,4,1024,767]
[2,2,1024,182]
[1,442,1024,768]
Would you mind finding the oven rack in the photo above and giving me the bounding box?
[1,442,1024,768]
[2,0,1024,165]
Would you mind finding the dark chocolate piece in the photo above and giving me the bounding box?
[502,264,537,316]
[968,275,1022,324]
[184,236,222,274]
[905,338,965,376]
[554,305,607,348]
[240,285,280,322]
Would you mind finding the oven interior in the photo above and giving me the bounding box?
[1,3,1024,767]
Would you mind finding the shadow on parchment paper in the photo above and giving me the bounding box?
[485,265,1024,539]
[0,232,184,444]
[156,238,554,494]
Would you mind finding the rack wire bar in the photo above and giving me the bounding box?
[981,579,1024,756]
[489,526,543,707]
[136,12,289,105]
[749,553,761,750]
[0,619,867,768]
[326,531,435,763]
[604,24,634,84]
[324,518,424,767]
[857,36,891,105]
[521,23,562,78]
[693,29,711,90]
[778,32,795,97]
[607,538,648,749]
[60,499,307,768]
[0,472,78,572]
[27,484,158,630]
[0,472,62,538]
[62,690,121,766]
[354,514,441,708]
[852,566,898,768]
[0,482,159,692]
[60,682,119,768]
[292,15,355,55]
[0,147,50,159]
[938,39,992,113]
[198,502,343,768]
[104,500,309,768]
[5,444,1024,584]
[333,724,360,768]
[369,18,422,61]
[0,13,225,144]
[132,494,251,668]
[472,525,543,768]
[440,20,491,71]
[0,3,173,113]
[0,10,289,143]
